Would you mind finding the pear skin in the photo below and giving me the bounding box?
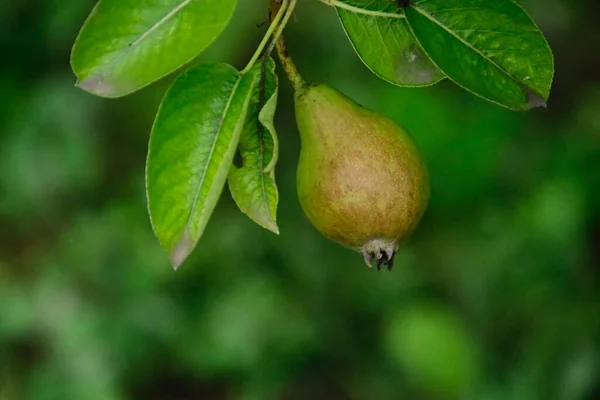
[295,83,429,270]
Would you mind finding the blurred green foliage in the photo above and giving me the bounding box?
[1,0,599,399]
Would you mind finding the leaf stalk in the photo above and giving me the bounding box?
[268,0,305,91]
[241,0,289,74]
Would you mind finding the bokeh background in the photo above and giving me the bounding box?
[1,0,600,399]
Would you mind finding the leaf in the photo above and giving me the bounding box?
[404,0,554,110]
[146,63,260,269]
[71,0,237,98]
[335,1,445,86]
[228,57,280,234]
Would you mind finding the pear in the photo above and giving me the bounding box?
[295,83,429,270]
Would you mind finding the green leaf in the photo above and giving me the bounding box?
[404,0,554,110]
[146,63,260,269]
[335,1,445,86]
[228,57,280,234]
[71,0,237,98]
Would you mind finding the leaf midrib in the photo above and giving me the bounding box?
[180,73,243,241]
[409,3,521,91]
[83,0,192,79]
[323,0,405,19]
[130,0,192,49]
[256,64,272,223]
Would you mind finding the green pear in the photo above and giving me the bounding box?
[295,83,429,270]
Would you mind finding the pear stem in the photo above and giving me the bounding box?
[268,0,305,91]
[274,33,305,91]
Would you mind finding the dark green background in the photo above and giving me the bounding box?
[1,0,599,399]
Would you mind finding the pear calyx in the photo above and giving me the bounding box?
[361,239,399,271]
